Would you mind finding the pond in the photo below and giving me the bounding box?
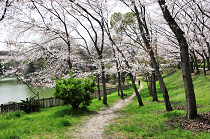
[0,76,54,104]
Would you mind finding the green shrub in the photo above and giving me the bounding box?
[53,71,97,109]
[19,96,40,114]
[60,119,71,127]
[5,111,21,119]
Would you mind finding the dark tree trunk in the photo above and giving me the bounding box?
[202,55,206,75]
[101,63,107,104]
[146,75,149,87]
[189,53,194,73]
[177,62,181,69]
[192,49,199,74]
[204,51,209,72]
[208,46,210,70]
[152,70,158,101]
[97,74,101,100]
[206,57,210,71]
[195,50,206,75]
[118,72,124,98]
[149,74,152,95]
[122,77,125,85]
[133,3,173,111]
[158,0,197,118]
[129,73,143,106]
[117,84,120,96]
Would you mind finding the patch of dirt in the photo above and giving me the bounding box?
[166,112,210,132]
[173,105,186,110]
[172,105,202,110]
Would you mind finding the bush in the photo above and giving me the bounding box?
[19,96,40,114]
[53,71,97,109]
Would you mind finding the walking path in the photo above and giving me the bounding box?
[75,85,143,139]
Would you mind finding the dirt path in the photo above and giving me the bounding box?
[75,85,142,139]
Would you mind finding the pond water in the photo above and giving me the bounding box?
[0,77,54,104]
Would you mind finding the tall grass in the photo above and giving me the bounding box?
[0,84,139,139]
[105,70,210,138]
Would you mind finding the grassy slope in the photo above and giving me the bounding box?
[0,85,139,139]
[105,70,210,138]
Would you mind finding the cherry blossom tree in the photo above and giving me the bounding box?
[119,0,173,111]
[1,0,84,88]
[157,0,197,119]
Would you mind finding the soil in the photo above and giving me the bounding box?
[166,105,210,132]
[71,86,143,139]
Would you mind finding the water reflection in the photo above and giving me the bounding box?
[0,77,54,104]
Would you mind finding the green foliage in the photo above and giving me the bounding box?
[110,12,123,29]
[26,58,45,74]
[59,118,72,127]
[19,96,40,114]
[53,71,97,109]
[5,111,22,119]
[26,62,36,73]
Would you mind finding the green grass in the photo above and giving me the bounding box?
[104,70,210,138]
[0,84,139,139]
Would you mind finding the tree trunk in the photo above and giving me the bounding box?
[152,70,158,101]
[133,3,173,111]
[101,64,107,104]
[117,83,120,96]
[118,71,124,98]
[208,46,210,70]
[195,50,206,75]
[97,74,101,100]
[149,74,152,95]
[158,0,197,118]
[129,73,143,106]
[177,62,181,69]
[202,55,206,75]
[192,49,199,74]
[204,51,209,72]
[206,57,209,71]
[189,53,194,73]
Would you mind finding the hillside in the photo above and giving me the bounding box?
[104,70,210,138]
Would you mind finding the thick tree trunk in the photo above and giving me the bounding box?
[158,0,197,118]
[97,74,101,100]
[152,70,158,101]
[133,4,173,111]
[129,73,143,106]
